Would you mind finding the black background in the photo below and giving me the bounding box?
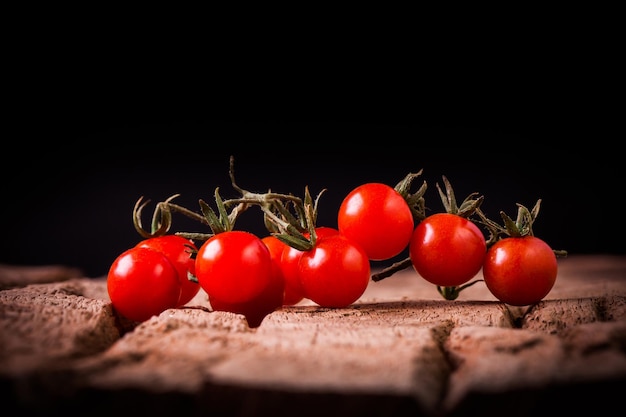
[3,0,623,278]
[2,118,623,278]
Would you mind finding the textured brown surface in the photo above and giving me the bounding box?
[1,255,625,416]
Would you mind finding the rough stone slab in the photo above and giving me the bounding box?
[1,255,626,416]
[521,298,602,334]
[558,320,626,382]
[0,280,120,375]
[444,325,565,411]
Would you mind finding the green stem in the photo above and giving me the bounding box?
[163,202,209,225]
[371,258,413,282]
[437,279,484,300]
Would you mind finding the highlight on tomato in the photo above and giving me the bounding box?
[107,246,182,322]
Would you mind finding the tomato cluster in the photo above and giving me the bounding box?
[107,235,200,322]
[106,157,566,327]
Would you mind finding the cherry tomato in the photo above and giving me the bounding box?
[409,213,486,287]
[279,226,339,305]
[195,231,273,305]
[261,235,288,308]
[208,239,283,328]
[280,244,307,304]
[135,235,200,306]
[262,235,288,278]
[483,236,557,306]
[205,235,287,327]
[338,182,414,261]
[298,233,370,308]
[107,247,181,322]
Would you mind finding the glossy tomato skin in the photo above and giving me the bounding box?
[280,244,307,304]
[195,231,273,305]
[409,213,486,287]
[136,235,200,306]
[209,238,285,328]
[206,235,286,327]
[338,183,414,261]
[279,227,339,305]
[107,247,181,322]
[260,235,288,307]
[483,236,557,306]
[261,235,288,282]
[298,233,370,308]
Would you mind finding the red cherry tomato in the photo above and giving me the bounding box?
[206,235,286,328]
[298,233,370,308]
[338,182,414,260]
[135,235,200,306]
[483,236,558,306]
[107,247,181,322]
[195,231,273,305]
[261,235,290,306]
[280,244,307,304]
[279,227,339,304]
[409,213,486,287]
[262,235,288,277]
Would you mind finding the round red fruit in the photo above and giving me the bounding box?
[409,213,486,287]
[338,182,414,261]
[107,247,181,322]
[279,226,339,304]
[483,236,557,306]
[195,231,273,305]
[136,235,200,306]
[298,234,370,308]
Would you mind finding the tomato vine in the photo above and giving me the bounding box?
[107,154,569,326]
